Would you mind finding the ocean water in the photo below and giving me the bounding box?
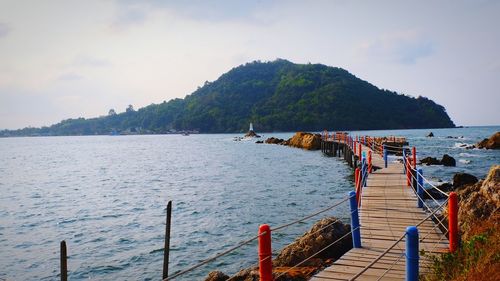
[0,126,498,280]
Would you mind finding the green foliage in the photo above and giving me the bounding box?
[423,227,500,281]
[0,59,455,136]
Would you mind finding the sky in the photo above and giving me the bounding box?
[0,0,499,129]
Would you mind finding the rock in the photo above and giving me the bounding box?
[255,140,263,144]
[221,217,351,281]
[437,182,454,192]
[444,165,500,240]
[288,132,322,150]
[205,271,229,281]
[420,157,441,165]
[453,173,478,189]
[427,132,434,137]
[265,137,284,144]
[441,154,456,167]
[476,132,500,149]
[245,130,261,138]
[273,217,352,268]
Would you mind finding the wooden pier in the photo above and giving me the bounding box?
[313,137,449,280]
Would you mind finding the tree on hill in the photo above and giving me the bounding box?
[0,59,455,136]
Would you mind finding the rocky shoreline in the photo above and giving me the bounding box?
[259,132,322,150]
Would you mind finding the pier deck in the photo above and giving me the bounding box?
[311,142,449,280]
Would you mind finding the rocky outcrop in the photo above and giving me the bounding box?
[419,154,456,166]
[245,130,261,138]
[445,165,500,240]
[205,217,352,281]
[427,132,434,137]
[265,137,285,144]
[441,154,456,167]
[453,173,478,189]
[476,132,500,149]
[205,271,229,281]
[273,217,352,268]
[421,156,441,165]
[288,132,322,150]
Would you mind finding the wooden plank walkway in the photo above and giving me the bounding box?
[311,143,449,281]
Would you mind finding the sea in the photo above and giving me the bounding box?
[0,126,498,280]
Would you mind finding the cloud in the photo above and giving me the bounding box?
[113,3,148,26]
[0,22,10,38]
[112,0,268,25]
[57,72,84,81]
[358,30,435,64]
[72,55,112,68]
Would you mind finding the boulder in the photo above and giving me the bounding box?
[444,165,500,240]
[273,217,352,268]
[288,132,322,150]
[205,271,229,281]
[245,130,261,138]
[265,137,284,144]
[441,154,456,167]
[216,217,352,281]
[420,157,441,165]
[255,140,263,144]
[476,132,500,149]
[427,132,434,137]
[452,173,478,189]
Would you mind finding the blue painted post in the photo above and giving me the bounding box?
[417,168,424,208]
[349,191,361,248]
[383,144,388,168]
[406,226,419,281]
[403,149,407,175]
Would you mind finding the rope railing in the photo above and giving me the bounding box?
[402,153,449,197]
[349,196,449,280]
[419,215,449,243]
[275,226,359,279]
[374,252,406,281]
[163,195,353,280]
[271,195,352,232]
[402,157,451,236]
[163,233,263,280]
[415,168,450,198]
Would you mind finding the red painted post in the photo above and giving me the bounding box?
[353,141,357,154]
[368,151,372,173]
[412,147,417,170]
[354,167,359,190]
[355,168,361,204]
[449,192,458,253]
[258,224,272,281]
[358,142,362,160]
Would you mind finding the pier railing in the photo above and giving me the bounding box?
[320,132,459,280]
[57,132,458,281]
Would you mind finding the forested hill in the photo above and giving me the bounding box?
[1,59,455,136]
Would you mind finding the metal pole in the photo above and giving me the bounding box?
[349,191,361,248]
[406,226,419,281]
[60,240,67,281]
[163,201,172,279]
[383,144,388,168]
[417,168,423,208]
